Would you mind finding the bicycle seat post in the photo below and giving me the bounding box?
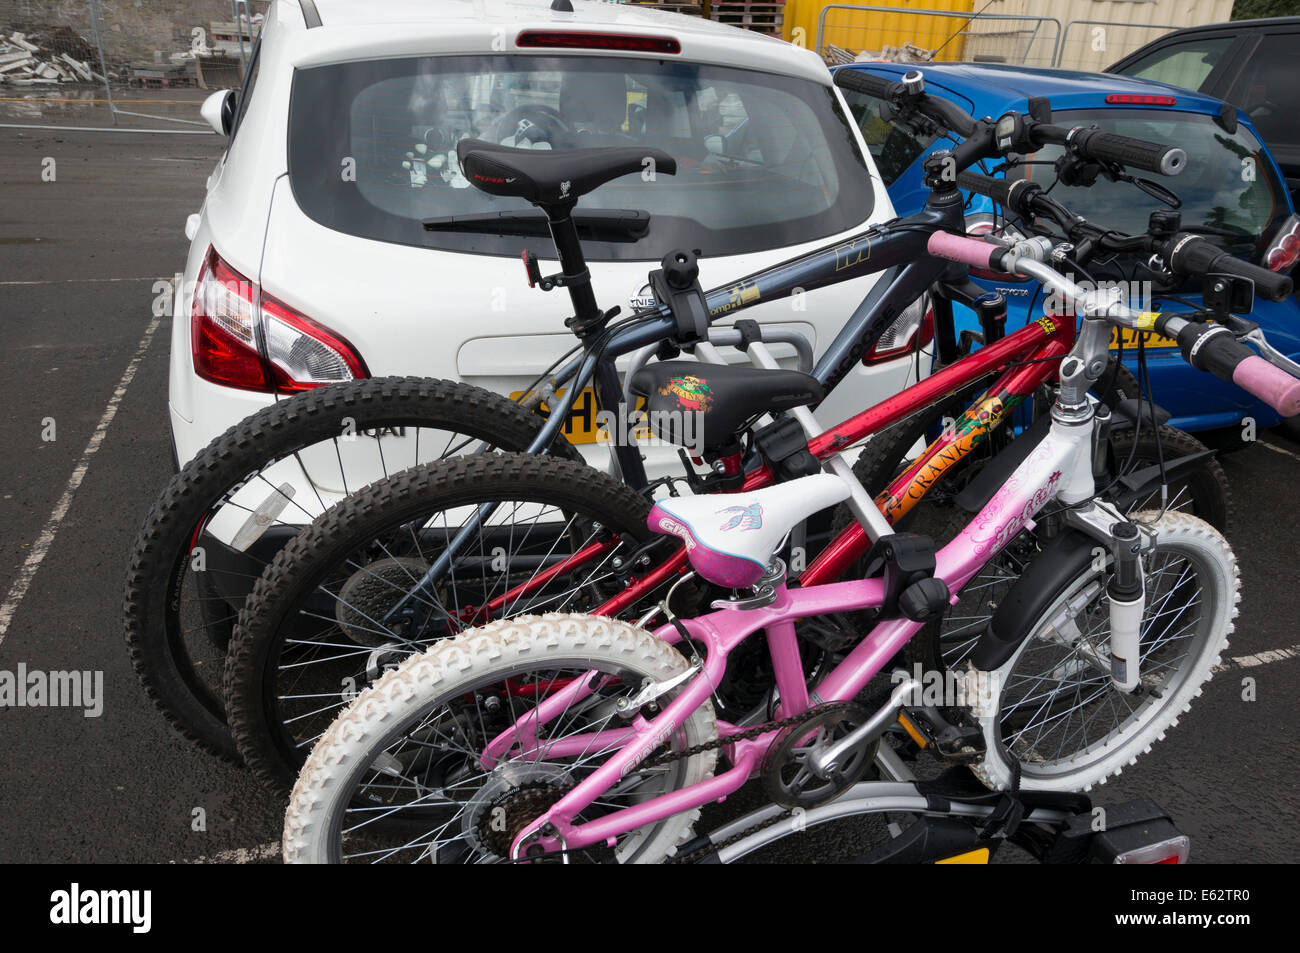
[541,201,603,339]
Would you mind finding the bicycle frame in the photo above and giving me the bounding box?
[496,407,1098,857]
[529,309,1074,622]
[385,189,972,621]
[525,191,966,487]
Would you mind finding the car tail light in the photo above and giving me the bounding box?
[192,248,267,391]
[516,31,680,54]
[863,294,933,365]
[1104,94,1176,106]
[261,294,369,392]
[1264,214,1300,273]
[191,247,368,394]
[965,215,1028,282]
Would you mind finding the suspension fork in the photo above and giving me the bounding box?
[1106,520,1146,692]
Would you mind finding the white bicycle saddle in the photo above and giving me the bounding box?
[647,473,851,588]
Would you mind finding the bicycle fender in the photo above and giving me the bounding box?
[970,528,1097,671]
[954,412,1053,514]
[1112,450,1215,512]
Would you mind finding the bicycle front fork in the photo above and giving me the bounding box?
[1106,520,1146,693]
[1063,502,1151,693]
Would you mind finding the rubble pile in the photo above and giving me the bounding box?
[0,28,105,86]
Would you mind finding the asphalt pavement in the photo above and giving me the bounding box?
[0,123,1295,864]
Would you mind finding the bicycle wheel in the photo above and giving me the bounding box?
[968,510,1238,792]
[282,614,717,863]
[124,377,573,761]
[226,453,672,793]
[914,425,1231,673]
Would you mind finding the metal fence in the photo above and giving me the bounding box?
[812,4,1182,71]
[1,0,268,132]
[1055,18,1178,73]
[814,4,1063,68]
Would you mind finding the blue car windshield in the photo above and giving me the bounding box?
[1011,108,1288,264]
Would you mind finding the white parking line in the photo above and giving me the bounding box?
[177,841,281,865]
[1257,440,1300,464]
[0,311,163,645]
[1212,643,1300,673]
[0,277,162,286]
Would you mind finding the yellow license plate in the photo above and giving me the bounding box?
[509,388,647,446]
[1110,326,1178,350]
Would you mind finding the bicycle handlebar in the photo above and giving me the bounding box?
[924,229,1300,416]
[833,68,977,138]
[1157,233,1294,302]
[1031,123,1186,176]
[1155,315,1300,416]
[955,173,1294,302]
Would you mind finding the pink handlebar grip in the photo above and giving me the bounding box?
[927,231,999,270]
[1233,355,1300,417]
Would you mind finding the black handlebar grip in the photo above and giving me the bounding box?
[1069,128,1186,176]
[955,172,1046,222]
[833,68,899,100]
[922,94,977,139]
[955,171,1010,206]
[833,69,977,138]
[1169,321,1254,379]
[1162,233,1294,302]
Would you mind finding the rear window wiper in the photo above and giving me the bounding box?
[422,209,651,242]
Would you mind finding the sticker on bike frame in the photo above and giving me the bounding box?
[1110,326,1177,350]
[707,280,761,317]
[876,391,1025,525]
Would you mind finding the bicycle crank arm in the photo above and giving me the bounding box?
[808,673,920,778]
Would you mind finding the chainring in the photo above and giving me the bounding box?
[760,703,877,810]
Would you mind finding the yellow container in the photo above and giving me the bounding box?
[783,0,977,61]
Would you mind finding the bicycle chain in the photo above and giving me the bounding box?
[636,700,864,864]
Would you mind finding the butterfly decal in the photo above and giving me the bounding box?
[717,503,762,532]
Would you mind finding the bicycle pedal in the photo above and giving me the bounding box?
[899,705,985,764]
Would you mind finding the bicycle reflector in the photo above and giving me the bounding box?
[1086,798,1190,864]
[192,247,369,393]
[863,293,933,365]
[1264,214,1300,273]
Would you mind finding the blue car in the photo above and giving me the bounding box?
[837,62,1300,433]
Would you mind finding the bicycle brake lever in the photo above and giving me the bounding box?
[1241,327,1300,379]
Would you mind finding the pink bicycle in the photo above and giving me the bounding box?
[280,217,1300,862]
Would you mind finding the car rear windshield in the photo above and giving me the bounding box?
[287,54,874,261]
[1011,108,1288,264]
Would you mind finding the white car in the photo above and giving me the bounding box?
[175,0,924,487]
